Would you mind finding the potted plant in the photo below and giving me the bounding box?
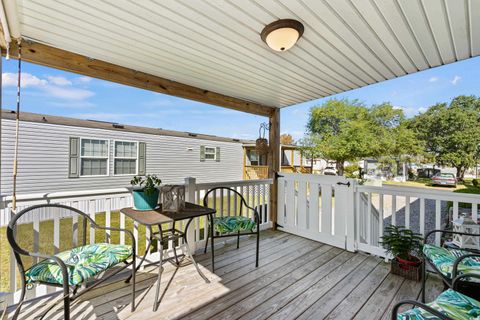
[380,225,423,281]
[130,175,162,211]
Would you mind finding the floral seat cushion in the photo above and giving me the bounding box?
[25,243,132,286]
[213,216,256,234]
[397,289,480,320]
[423,244,480,279]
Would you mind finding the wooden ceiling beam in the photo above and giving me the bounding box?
[3,40,275,117]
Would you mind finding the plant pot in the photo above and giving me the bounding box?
[391,257,422,281]
[396,255,421,270]
[132,188,160,211]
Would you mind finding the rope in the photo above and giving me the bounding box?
[12,39,21,212]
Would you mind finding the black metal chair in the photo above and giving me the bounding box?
[7,204,136,320]
[393,273,480,320]
[421,229,480,302]
[203,187,260,271]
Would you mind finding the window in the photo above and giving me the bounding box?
[114,141,138,175]
[80,139,108,176]
[204,147,216,160]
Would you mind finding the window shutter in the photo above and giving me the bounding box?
[68,137,80,178]
[138,142,146,175]
[216,147,221,162]
[200,146,206,162]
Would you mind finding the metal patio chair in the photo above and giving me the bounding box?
[7,204,136,320]
[421,229,480,302]
[393,273,480,319]
[203,187,260,271]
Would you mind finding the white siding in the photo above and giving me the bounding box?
[1,119,243,195]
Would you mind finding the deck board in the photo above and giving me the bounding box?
[8,230,443,320]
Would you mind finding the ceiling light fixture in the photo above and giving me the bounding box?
[261,19,304,52]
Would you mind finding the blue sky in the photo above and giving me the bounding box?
[2,56,480,141]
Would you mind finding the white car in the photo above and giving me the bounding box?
[323,167,337,176]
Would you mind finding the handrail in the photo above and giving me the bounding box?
[356,184,480,202]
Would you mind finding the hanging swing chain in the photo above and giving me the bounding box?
[258,122,271,139]
[12,39,22,212]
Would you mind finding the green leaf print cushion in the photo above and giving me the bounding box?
[25,243,132,286]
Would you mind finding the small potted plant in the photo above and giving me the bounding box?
[130,175,162,211]
[380,225,423,281]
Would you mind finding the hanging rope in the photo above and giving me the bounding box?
[12,39,22,212]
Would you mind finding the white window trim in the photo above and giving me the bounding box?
[113,140,139,176]
[204,146,216,161]
[79,137,110,177]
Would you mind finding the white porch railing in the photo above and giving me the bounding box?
[355,184,480,257]
[0,177,272,303]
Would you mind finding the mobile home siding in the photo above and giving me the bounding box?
[1,119,243,195]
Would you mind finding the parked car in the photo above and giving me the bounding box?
[431,173,457,187]
[417,168,441,178]
[323,167,337,176]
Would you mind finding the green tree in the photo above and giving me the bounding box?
[409,95,480,179]
[307,99,417,175]
[297,135,322,172]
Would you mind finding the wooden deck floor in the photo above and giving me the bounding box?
[9,230,443,320]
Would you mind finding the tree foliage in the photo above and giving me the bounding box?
[408,95,480,178]
[306,99,418,175]
[280,133,294,145]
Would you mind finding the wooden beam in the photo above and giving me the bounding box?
[3,40,275,117]
[268,108,280,229]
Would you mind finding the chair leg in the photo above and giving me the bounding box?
[131,255,136,312]
[204,216,210,254]
[211,215,215,272]
[237,231,240,249]
[63,283,70,320]
[421,259,427,302]
[12,279,26,320]
[255,227,260,268]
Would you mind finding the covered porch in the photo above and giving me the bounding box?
[1,0,479,319]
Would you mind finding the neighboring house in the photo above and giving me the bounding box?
[1,110,244,195]
[243,144,312,179]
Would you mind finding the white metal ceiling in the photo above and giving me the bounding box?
[5,0,480,108]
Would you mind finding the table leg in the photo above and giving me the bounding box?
[153,242,164,312]
[184,218,210,283]
[126,225,154,283]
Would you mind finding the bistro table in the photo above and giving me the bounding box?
[121,202,215,311]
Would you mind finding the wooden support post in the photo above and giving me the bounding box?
[268,108,280,229]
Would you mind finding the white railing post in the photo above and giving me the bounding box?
[345,180,356,252]
[185,177,197,253]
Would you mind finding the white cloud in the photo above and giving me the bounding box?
[47,76,72,86]
[44,86,95,100]
[451,75,461,85]
[418,107,428,113]
[2,72,48,87]
[428,76,439,82]
[75,76,92,84]
[2,72,95,101]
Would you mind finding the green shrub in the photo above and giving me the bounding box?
[473,178,480,188]
[344,164,360,179]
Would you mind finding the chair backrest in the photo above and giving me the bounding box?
[7,204,95,274]
[203,187,257,219]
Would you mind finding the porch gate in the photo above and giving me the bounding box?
[277,173,356,251]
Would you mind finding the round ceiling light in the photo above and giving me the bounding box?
[260,19,304,52]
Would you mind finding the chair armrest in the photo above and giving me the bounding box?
[453,273,480,290]
[424,229,480,245]
[245,204,261,224]
[391,300,452,320]
[452,253,480,278]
